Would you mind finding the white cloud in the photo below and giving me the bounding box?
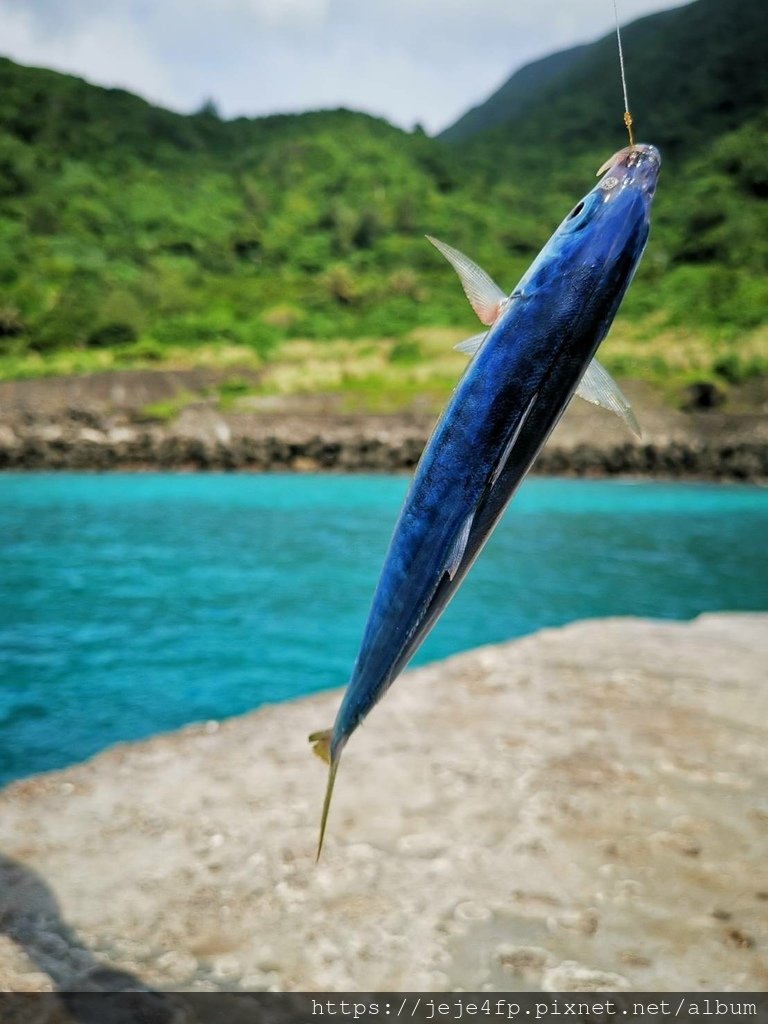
[0,0,688,131]
[211,0,330,27]
[1,4,184,109]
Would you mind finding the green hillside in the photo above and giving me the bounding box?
[0,57,519,367]
[439,0,768,392]
[442,0,768,160]
[0,0,765,402]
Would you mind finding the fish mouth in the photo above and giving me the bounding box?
[596,143,661,197]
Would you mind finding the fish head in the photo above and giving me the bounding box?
[552,143,661,266]
[595,143,661,200]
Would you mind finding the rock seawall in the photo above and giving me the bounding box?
[1,370,766,479]
[1,614,766,992]
[2,418,768,479]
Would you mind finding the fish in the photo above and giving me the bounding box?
[310,142,661,857]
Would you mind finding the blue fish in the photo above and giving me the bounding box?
[310,143,660,856]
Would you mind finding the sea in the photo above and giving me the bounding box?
[1,473,766,785]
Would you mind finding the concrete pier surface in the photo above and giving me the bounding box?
[1,614,766,992]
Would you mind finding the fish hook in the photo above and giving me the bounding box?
[612,0,636,146]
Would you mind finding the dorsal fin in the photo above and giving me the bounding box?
[426,235,507,326]
[453,331,488,356]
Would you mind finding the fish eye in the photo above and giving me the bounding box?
[567,201,585,220]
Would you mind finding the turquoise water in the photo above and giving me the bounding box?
[1,473,767,785]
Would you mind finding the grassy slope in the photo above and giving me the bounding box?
[0,0,766,409]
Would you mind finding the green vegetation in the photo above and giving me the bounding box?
[140,391,201,423]
[440,0,767,157]
[441,0,768,374]
[0,0,765,406]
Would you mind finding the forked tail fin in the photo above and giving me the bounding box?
[309,728,340,862]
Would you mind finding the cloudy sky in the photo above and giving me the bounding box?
[1,0,686,133]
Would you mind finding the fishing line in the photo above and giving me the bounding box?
[611,0,635,145]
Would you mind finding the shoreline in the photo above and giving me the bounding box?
[1,368,767,481]
[1,425,766,481]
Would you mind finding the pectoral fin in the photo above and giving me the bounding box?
[576,359,642,439]
[426,235,507,326]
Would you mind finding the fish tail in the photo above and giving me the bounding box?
[309,728,332,764]
[308,729,341,861]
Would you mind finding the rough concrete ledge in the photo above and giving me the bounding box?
[1,614,766,993]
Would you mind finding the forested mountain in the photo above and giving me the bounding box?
[437,0,768,359]
[441,0,767,161]
[0,0,765,393]
[0,57,481,355]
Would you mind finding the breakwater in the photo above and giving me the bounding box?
[0,415,766,479]
[0,369,766,479]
